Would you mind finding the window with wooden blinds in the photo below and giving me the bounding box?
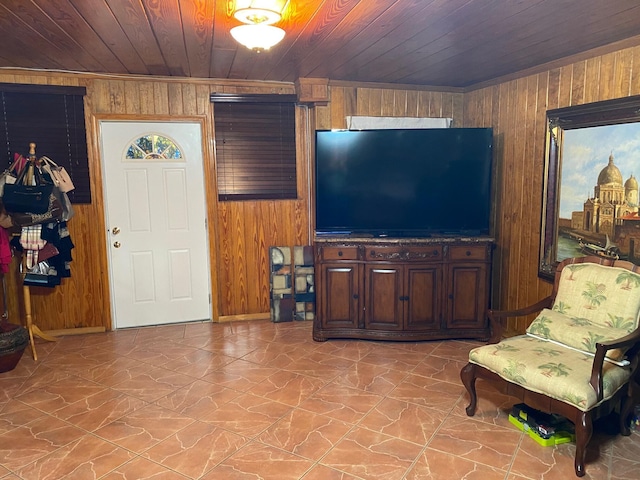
[0,83,89,204]
[212,94,297,201]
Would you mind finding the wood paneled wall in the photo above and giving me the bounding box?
[0,72,109,333]
[3,39,638,333]
[463,43,640,333]
[88,78,305,322]
[0,71,302,329]
[0,71,457,329]
[315,84,464,130]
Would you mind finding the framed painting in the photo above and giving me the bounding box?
[539,95,640,281]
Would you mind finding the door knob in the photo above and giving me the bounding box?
[113,241,121,248]
[112,227,121,235]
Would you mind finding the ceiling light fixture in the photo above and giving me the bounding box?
[231,24,286,52]
[231,0,289,52]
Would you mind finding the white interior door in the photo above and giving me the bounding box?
[100,121,210,328]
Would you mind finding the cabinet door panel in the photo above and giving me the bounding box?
[319,264,360,329]
[405,266,441,330]
[365,265,403,330]
[447,264,488,328]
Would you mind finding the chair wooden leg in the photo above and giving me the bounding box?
[574,410,593,477]
[460,362,478,416]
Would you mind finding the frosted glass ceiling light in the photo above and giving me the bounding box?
[233,0,289,25]
[230,24,286,52]
[231,1,289,52]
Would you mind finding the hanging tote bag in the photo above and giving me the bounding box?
[2,162,63,226]
[0,154,28,197]
[21,260,60,288]
[0,204,13,229]
[2,163,53,214]
[9,193,63,226]
[40,156,75,193]
[52,187,74,221]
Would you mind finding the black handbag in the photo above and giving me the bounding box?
[22,260,60,288]
[23,272,60,288]
[3,183,53,214]
[2,161,63,226]
[2,163,53,214]
[10,193,63,227]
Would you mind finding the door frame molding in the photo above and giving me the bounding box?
[90,114,220,330]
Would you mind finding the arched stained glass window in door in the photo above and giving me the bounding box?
[125,134,183,160]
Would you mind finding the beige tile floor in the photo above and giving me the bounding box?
[0,319,639,479]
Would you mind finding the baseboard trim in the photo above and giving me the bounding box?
[216,313,271,323]
[43,326,107,336]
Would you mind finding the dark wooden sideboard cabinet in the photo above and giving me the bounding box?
[313,237,493,342]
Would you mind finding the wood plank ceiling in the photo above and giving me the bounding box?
[1,0,640,88]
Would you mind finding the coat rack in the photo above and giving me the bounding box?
[18,143,58,361]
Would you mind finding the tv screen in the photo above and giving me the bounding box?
[315,128,493,237]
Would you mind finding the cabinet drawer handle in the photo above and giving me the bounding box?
[466,250,471,256]
[353,294,359,299]
[338,251,343,256]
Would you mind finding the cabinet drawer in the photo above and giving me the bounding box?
[449,245,488,261]
[365,246,442,262]
[320,246,360,261]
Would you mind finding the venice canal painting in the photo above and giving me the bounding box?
[558,122,640,264]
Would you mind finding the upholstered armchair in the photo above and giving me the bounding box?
[460,256,640,477]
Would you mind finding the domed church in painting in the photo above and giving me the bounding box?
[578,153,638,238]
[565,153,640,262]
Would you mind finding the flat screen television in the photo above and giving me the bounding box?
[314,128,493,237]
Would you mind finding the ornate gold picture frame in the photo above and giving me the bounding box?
[539,95,640,281]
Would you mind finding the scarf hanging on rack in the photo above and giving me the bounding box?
[0,228,11,273]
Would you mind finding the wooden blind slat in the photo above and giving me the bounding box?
[213,100,297,201]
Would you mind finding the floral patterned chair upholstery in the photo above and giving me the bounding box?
[460,256,640,477]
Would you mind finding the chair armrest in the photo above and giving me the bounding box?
[590,329,640,401]
[487,296,553,344]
